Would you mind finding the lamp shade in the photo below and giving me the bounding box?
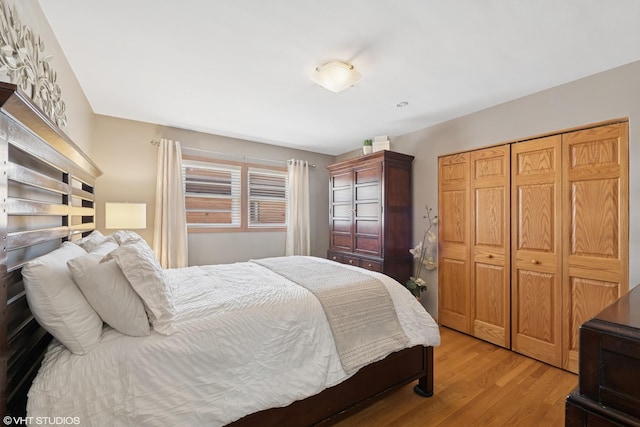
[105,203,147,229]
[313,60,361,93]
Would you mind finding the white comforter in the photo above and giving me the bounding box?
[27,257,440,426]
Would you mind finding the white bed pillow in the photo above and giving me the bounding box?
[112,230,143,245]
[74,230,114,252]
[22,242,103,355]
[68,254,150,337]
[105,239,176,335]
[88,240,119,257]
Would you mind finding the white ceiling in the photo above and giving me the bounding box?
[38,0,640,155]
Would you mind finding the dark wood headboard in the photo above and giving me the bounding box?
[0,82,102,416]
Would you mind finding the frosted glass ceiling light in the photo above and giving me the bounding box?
[314,60,361,93]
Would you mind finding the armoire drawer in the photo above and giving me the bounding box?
[342,255,360,267]
[360,259,382,272]
[327,250,360,267]
[327,251,343,263]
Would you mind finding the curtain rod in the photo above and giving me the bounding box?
[150,140,316,168]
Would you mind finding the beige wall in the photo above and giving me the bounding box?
[7,0,639,318]
[386,59,640,318]
[91,114,333,265]
[0,0,95,155]
[1,0,335,266]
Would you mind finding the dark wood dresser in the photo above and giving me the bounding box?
[327,151,414,284]
[565,285,640,426]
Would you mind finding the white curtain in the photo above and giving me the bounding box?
[153,138,188,268]
[286,159,310,256]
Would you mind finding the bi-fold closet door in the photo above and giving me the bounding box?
[439,121,629,372]
[438,145,511,349]
[511,136,563,367]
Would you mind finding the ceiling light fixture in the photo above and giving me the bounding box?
[314,60,361,93]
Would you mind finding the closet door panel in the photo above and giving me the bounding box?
[470,146,510,348]
[566,277,620,371]
[438,153,471,333]
[562,122,628,373]
[439,257,469,331]
[474,262,507,344]
[511,136,562,366]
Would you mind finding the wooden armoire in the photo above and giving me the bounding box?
[438,120,629,372]
[327,151,414,284]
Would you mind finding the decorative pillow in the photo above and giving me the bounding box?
[74,230,113,252]
[22,242,103,355]
[112,230,143,245]
[88,240,119,257]
[68,254,150,337]
[105,239,176,335]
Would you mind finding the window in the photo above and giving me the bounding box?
[182,158,287,231]
[247,167,287,228]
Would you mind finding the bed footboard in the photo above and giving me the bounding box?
[230,345,434,427]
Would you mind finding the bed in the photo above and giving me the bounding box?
[0,82,440,425]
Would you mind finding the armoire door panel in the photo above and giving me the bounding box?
[331,172,352,188]
[471,146,510,348]
[354,235,380,255]
[332,204,352,218]
[355,184,379,201]
[511,136,562,366]
[332,188,351,203]
[355,202,379,218]
[331,219,351,233]
[354,166,380,184]
[331,233,352,250]
[562,122,628,373]
[355,220,379,235]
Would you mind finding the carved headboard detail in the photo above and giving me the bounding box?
[0,82,102,416]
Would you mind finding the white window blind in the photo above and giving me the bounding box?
[247,167,287,228]
[183,159,241,228]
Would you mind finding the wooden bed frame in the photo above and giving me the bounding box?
[231,345,433,426]
[0,81,435,423]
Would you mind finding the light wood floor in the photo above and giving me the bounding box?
[335,327,578,427]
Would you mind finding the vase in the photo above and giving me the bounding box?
[363,145,372,155]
